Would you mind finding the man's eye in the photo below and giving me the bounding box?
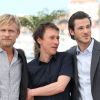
[86,25,90,29]
[57,37,59,40]
[0,29,6,32]
[79,27,83,30]
[9,30,15,33]
[50,36,55,39]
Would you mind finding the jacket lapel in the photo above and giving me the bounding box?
[91,40,100,87]
[74,54,78,86]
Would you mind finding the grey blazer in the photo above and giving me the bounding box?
[68,39,100,100]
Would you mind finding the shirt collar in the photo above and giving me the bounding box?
[0,47,18,56]
[77,38,94,54]
[87,38,94,53]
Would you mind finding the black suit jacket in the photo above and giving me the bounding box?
[68,39,100,100]
[17,49,28,100]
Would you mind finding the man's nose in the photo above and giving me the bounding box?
[54,38,59,45]
[5,31,10,36]
[83,28,89,34]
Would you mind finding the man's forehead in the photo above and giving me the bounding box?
[74,18,90,26]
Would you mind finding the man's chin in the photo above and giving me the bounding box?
[51,51,57,55]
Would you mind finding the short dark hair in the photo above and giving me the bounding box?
[68,11,91,40]
[33,22,59,47]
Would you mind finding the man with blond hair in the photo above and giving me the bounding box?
[0,14,28,100]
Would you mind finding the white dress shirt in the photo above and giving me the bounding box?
[76,39,94,100]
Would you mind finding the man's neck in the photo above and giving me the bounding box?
[39,53,52,63]
[78,40,92,52]
[2,47,14,63]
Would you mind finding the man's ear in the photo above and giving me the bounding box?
[16,30,20,38]
[69,29,74,36]
[37,37,42,45]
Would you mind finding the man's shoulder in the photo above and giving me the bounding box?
[16,49,27,60]
[67,46,77,55]
[55,52,70,58]
[94,39,100,45]
[28,58,37,66]
[27,58,40,73]
[56,51,74,60]
[17,49,24,54]
[69,46,77,51]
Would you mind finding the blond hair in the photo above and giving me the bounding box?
[0,14,21,31]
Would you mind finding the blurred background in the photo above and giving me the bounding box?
[1,0,100,62]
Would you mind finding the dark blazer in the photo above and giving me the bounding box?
[17,49,28,100]
[68,39,100,100]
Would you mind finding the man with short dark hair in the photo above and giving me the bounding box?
[68,11,100,100]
